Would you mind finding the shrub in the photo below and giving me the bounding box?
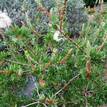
[66,0,88,38]
[0,0,50,34]
[0,0,107,107]
[41,0,56,12]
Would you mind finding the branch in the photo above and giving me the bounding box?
[21,101,47,107]
[54,73,80,96]
[97,35,107,51]
[5,59,31,67]
[0,70,12,75]
[59,48,72,64]
[58,29,85,54]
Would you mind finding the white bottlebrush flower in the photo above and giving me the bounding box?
[53,30,64,42]
[0,11,12,28]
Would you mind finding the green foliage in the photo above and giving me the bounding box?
[0,1,107,107]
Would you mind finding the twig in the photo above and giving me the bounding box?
[86,59,91,79]
[5,59,31,67]
[97,35,107,51]
[0,70,12,75]
[54,73,80,96]
[43,61,52,74]
[66,36,86,54]
[84,97,88,107]
[57,29,86,54]
[97,42,105,51]
[21,101,47,107]
[59,48,72,64]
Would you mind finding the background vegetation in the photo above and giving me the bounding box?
[0,0,107,107]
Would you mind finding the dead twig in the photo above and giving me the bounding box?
[54,73,80,96]
[43,61,52,74]
[86,59,91,79]
[0,70,12,75]
[5,59,31,67]
[59,48,72,64]
[21,101,47,107]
